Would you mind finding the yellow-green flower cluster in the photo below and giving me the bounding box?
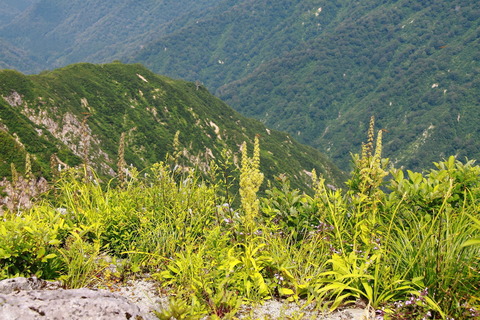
[239,136,264,229]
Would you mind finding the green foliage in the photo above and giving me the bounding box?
[0,128,479,318]
[308,125,479,319]
[0,62,343,191]
[222,242,273,301]
[57,229,102,289]
[130,0,480,172]
[261,174,320,241]
[384,156,480,319]
[390,155,480,212]
[155,297,195,320]
[0,206,67,279]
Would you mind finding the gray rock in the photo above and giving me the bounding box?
[0,277,61,294]
[0,278,155,320]
[0,278,372,319]
[237,299,374,320]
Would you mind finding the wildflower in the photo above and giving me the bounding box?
[375,309,385,320]
[329,246,341,254]
[420,288,428,296]
[274,273,284,284]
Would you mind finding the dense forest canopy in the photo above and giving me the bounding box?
[0,0,479,171]
[131,0,480,171]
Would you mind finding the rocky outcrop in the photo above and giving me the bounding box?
[2,91,23,107]
[0,176,49,214]
[0,277,372,319]
[0,277,155,320]
[0,277,60,294]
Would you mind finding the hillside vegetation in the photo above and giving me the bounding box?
[131,0,480,171]
[0,2,479,319]
[0,0,222,73]
[0,62,343,192]
[1,121,478,319]
[2,0,478,172]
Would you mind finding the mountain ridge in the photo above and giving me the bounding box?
[0,62,344,191]
[0,0,224,73]
[0,0,478,172]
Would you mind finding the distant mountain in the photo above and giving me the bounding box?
[0,62,344,191]
[0,0,38,26]
[0,0,223,73]
[132,0,338,90]
[131,0,480,171]
[0,38,40,72]
[1,0,479,172]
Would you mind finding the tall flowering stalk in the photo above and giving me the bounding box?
[345,116,389,251]
[239,136,264,233]
[117,132,127,188]
[347,116,388,201]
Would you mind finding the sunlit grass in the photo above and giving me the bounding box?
[1,135,479,319]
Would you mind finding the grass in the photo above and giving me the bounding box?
[0,130,479,319]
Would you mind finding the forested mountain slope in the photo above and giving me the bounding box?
[0,0,39,26]
[0,62,343,190]
[0,39,40,72]
[0,0,222,73]
[132,0,480,170]
[132,0,344,91]
[1,0,478,171]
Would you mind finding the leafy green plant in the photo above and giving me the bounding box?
[315,250,429,311]
[261,174,320,241]
[390,156,480,215]
[203,287,242,319]
[0,206,66,280]
[266,230,331,303]
[220,242,273,301]
[154,297,196,320]
[57,228,102,288]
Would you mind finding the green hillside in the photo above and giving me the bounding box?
[132,0,337,90]
[0,0,223,73]
[0,62,344,190]
[2,0,478,171]
[132,0,480,171]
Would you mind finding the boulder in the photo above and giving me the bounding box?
[0,277,155,320]
[0,277,61,294]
